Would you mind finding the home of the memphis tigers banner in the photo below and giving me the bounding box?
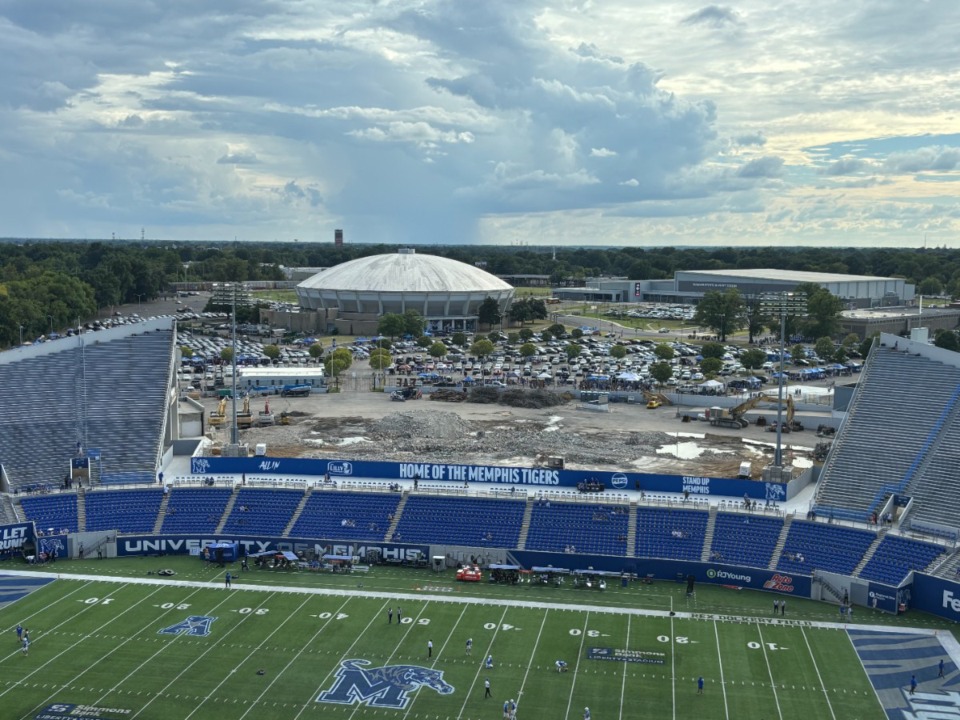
[317,659,454,709]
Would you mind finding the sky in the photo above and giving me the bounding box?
[1,0,958,248]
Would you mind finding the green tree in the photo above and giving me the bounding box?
[478,297,501,327]
[519,327,534,341]
[520,342,537,359]
[308,343,324,361]
[693,288,746,341]
[325,347,353,382]
[470,338,495,362]
[565,343,582,361]
[487,331,501,343]
[508,297,547,326]
[918,277,943,296]
[378,313,406,339]
[451,332,467,348]
[571,328,584,339]
[739,348,767,370]
[653,343,675,361]
[610,344,627,360]
[797,284,843,338]
[372,337,392,351]
[743,296,770,344]
[934,329,960,352]
[262,345,280,361]
[507,332,520,344]
[402,310,426,338]
[650,361,674,385]
[428,341,447,360]
[539,330,553,342]
[180,346,194,359]
[368,348,393,371]
[814,337,835,361]
[792,343,808,363]
[700,357,723,376]
[416,335,433,348]
[833,346,848,363]
[220,347,234,363]
[858,334,878,358]
[699,342,725,359]
[547,323,567,337]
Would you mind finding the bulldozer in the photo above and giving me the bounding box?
[642,390,672,408]
[208,397,228,428]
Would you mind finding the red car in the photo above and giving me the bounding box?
[456,565,483,582]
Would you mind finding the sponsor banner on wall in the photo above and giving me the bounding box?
[116,534,429,563]
[190,456,786,500]
[911,573,960,621]
[866,582,900,614]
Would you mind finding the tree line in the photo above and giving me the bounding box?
[0,239,954,347]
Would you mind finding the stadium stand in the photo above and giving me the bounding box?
[288,491,402,541]
[161,487,233,534]
[86,489,164,534]
[220,488,304,536]
[634,507,708,561]
[815,342,960,524]
[525,501,630,556]
[392,495,525,547]
[776,521,875,576]
[19,494,78,534]
[0,325,175,490]
[858,534,946,586]
[709,512,783,569]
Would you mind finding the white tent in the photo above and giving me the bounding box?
[699,379,724,389]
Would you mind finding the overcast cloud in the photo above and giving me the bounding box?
[0,0,958,246]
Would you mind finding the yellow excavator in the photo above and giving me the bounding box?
[642,390,672,408]
[208,397,228,427]
[709,394,794,430]
[236,395,254,429]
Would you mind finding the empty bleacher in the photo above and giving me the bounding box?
[392,496,525,547]
[858,534,946,586]
[709,512,783,569]
[0,327,174,490]
[19,493,79,534]
[85,489,164,534]
[525,501,630,556]
[904,416,960,536]
[289,491,402,541]
[161,487,233,534]
[776,521,875,576]
[221,488,304,536]
[634,507,709,561]
[815,347,960,522]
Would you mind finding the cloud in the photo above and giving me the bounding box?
[681,5,743,29]
[820,157,867,176]
[217,152,260,165]
[884,146,960,174]
[590,147,617,158]
[735,156,784,178]
[733,132,766,147]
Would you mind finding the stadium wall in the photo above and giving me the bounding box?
[910,573,960,623]
[189,457,787,500]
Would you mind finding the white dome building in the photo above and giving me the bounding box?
[296,249,514,335]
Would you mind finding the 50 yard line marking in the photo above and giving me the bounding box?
[401,602,469,720]
[618,615,631,720]
[565,612,591,720]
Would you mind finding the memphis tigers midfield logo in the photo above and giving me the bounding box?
[158,616,217,637]
[317,659,454,709]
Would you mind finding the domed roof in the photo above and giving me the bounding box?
[297,251,513,294]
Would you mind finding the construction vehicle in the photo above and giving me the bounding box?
[281,383,311,397]
[236,395,254,429]
[709,394,793,430]
[208,397,228,427]
[642,390,672,407]
[279,411,291,425]
[257,399,275,426]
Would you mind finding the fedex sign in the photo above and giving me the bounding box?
[944,590,960,614]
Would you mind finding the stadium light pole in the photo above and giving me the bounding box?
[18,323,25,346]
[212,282,252,448]
[760,292,807,469]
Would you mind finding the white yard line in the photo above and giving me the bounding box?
[0,580,94,663]
[670,598,677,720]
[618,615,631,720]
[845,626,888,719]
[564,612,591,720]
[400,603,469,720]
[127,592,277,719]
[455,605,510,720]
[4,584,163,707]
[756,623,784,720]
[713,619,730,720]
[184,594,312,720]
[242,596,356,720]
[800,626,837,720]
[19,586,209,720]
[514,608,550,715]
[293,597,390,719]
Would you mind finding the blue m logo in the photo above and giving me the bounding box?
[317,659,454,709]
[158,615,217,637]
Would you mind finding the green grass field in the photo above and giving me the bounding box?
[1,557,954,720]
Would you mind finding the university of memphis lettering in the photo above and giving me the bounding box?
[399,463,560,485]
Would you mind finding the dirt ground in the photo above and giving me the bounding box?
[201,386,817,480]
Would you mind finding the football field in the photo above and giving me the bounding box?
[0,562,955,720]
